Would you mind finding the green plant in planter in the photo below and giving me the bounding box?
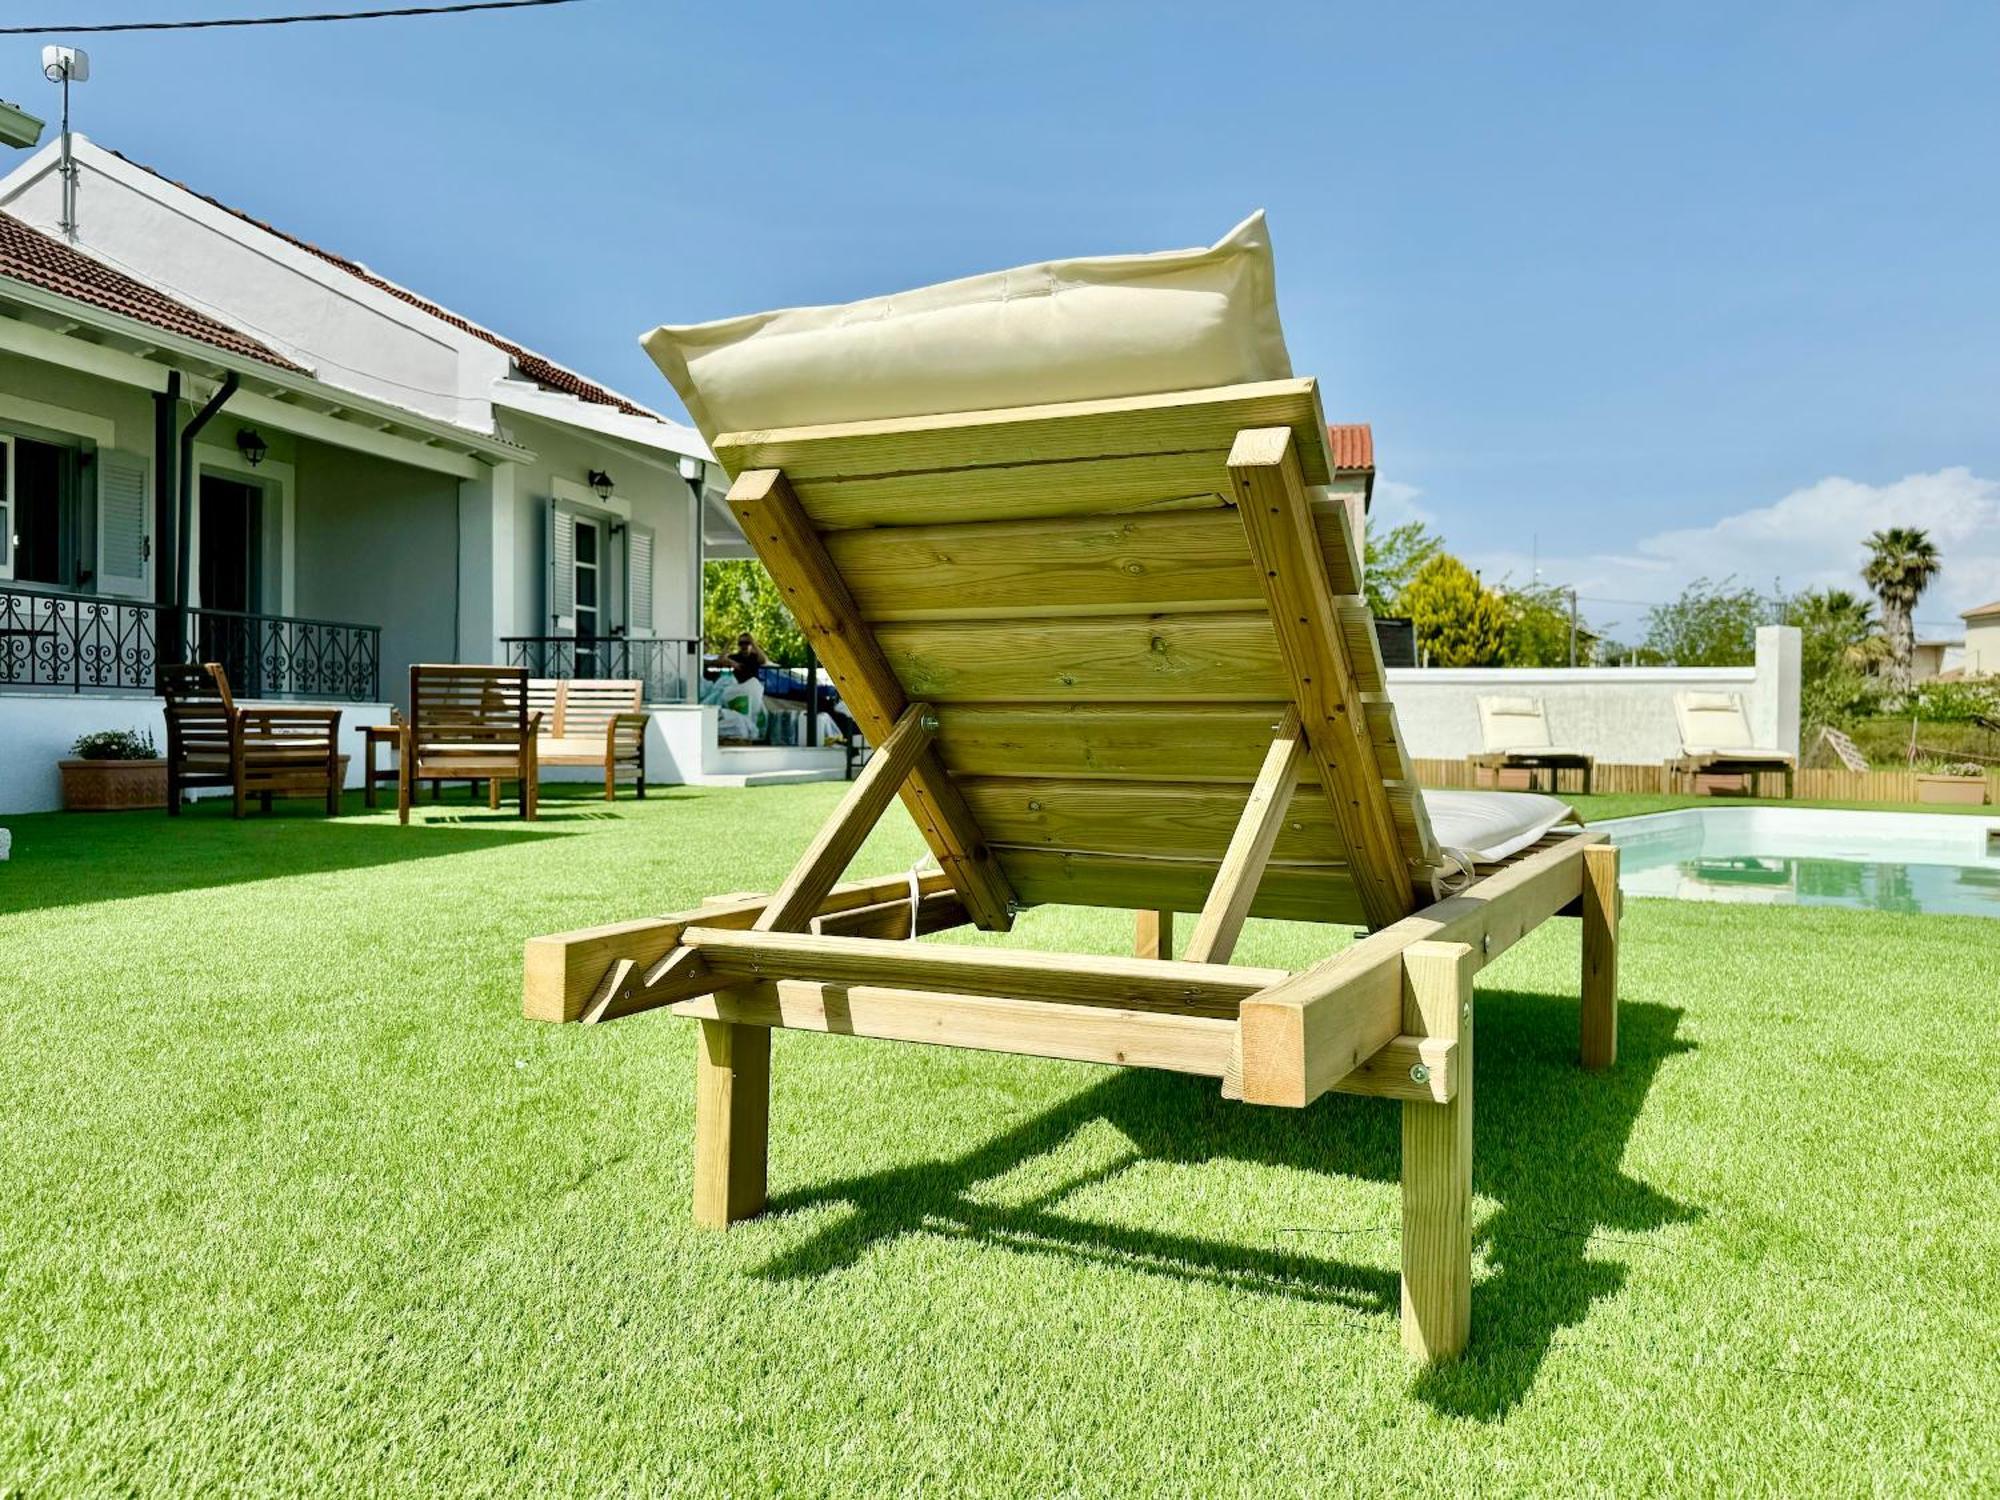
[70,728,159,761]
[1919,758,1984,778]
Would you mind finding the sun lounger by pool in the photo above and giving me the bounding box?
[522,216,1623,1364]
[1671,690,1794,798]
[1470,694,1595,793]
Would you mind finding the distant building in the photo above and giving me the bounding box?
[1961,599,2000,678]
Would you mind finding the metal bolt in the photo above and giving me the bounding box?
[1481,932,1493,955]
[1409,1063,1431,1084]
[919,712,940,733]
[1461,1001,1472,1021]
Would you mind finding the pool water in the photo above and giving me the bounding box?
[1602,807,2000,918]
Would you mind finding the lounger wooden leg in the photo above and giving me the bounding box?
[397,734,413,826]
[488,779,501,811]
[1401,940,1475,1364]
[1134,910,1173,960]
[1580,843,1619,1070]
[693,1017,770,1229]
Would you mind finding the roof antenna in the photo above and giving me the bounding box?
[41,45,88,240]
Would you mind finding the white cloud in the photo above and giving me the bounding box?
[1367,477,1434,530]
[1459,468,2000,642]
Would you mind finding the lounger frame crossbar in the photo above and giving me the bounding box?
[522,392,1624,1364]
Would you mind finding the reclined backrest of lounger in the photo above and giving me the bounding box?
[714,378,1444,931]
[1478,695,1554,753]
[1674,690,1757,752]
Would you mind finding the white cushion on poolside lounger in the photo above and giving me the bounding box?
[1421,790,1575,864]
[640,212,1293,445]
[1478,694,1556,753]
[1673,690,1781,756]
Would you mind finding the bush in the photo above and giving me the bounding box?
[1906,679,2000,724]
[70,728,159,761]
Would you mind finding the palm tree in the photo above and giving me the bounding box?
[1861,528,1941,694]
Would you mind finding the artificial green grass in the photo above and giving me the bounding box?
[2,786,1996,1495]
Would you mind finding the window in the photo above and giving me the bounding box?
[572,515,601,672]
[5,435,79,588]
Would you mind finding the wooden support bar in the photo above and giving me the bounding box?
[521,871,955,1022]
[1236,832,1599,1107]
[1185,706,1304,964]
[811,889,970,940]
[678,925,1287,1018]
[1229,426,1416,930]
[1400,940,1476,1364]
[673,981,1235,1078]
[755,702,936,932]
[693,1016,769,1229]
[1580,843,1620,1070]
[1133,909,1173,960]
[728,468,1017,931]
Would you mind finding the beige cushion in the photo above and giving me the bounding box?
[640,212,1292,445]
[538,735,617,760]
[1477,694,1553,753]
[1674,690,1759,753]
[1423,791,1574,864]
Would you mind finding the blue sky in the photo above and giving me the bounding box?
[9,1,1997,639]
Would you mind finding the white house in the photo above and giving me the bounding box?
[0,134,838,812]
[1960,600,2000,679]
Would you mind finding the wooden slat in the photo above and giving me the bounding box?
[877,611,1290,703]
[1133,909,1172,961]
[958,776,1342,864]
[825,505,1362,622]
[931,702,1400,781]
[521,871,957,1022]
[755,702,935,932]
[1229,427,1416,928]
[1235,832,1600,1107]
[672,981,1234,1079]
[713,378,1332,487]
[994,846,1363,926]
[678,925,1289,1018]
[729,468,1016,930]
[790,452,1235,532]
[1400,940,1476,1363]
[1185,707,1306,965]
[810,889,970,940]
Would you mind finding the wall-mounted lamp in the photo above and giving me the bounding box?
[677,453,704,485]
[236,429,268,467]
[588,468,615,500]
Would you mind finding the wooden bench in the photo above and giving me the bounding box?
[527,678,648,800]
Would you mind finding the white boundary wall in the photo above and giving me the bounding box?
[1385,626,1801,765]
[0,694,394,813]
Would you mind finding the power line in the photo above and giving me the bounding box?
[0,0,587,34]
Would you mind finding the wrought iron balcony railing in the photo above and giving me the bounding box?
[501,635,701,705]
[0,584,380,702]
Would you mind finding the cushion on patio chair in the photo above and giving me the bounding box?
[641,211,1291,445]
[1422,790,1575,864]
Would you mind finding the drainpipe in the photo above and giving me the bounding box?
[152,372,182,663]
[174,372,239,618]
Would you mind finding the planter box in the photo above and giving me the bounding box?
[59,758,168,812]
[1915,774,1987,806]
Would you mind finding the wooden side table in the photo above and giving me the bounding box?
[362,722,403,809]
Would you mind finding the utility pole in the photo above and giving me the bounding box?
[40,48,89,241]
[1567,587,1579,667]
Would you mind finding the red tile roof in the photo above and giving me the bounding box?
[106,149,658,421]
[0,210,304,372]
[1327,422,1374,472]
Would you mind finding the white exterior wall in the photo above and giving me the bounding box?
[1385,626,1803,763]
[1965,617,2000,678]
[0,142,503,429]
[0,692,392,814]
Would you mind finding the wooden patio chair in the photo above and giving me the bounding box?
[529,678,648,800]
[398,665,538,824]
[1470,694,1595,794]
[158,661,343,818]
[521,380,1623,1363]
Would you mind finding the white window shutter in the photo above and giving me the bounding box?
[95,449,150,598]
[546,499,575,632]
[626,522,654,635]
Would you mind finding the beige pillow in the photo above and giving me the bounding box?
[640,212,1293,447]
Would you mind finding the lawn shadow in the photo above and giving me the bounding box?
[0,789,575,916]
[756,989,1696,1419]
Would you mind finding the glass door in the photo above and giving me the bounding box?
[572,515,601,676]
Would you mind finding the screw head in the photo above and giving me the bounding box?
[1409,1062,1431,1084]
[919,712,940,733]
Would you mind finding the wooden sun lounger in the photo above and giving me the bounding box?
[522,379,1621,1363]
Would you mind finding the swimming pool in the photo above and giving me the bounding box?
[1601,807,2000,918]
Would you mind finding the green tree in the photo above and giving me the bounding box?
[1362,520,1442,616]
[1398,554,1507,666]
[701,560,807,665]
[1498,583,1585,667]
[1784,587,1886,737]
[1642,577,1771,666]
[1861,526,1942,695]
